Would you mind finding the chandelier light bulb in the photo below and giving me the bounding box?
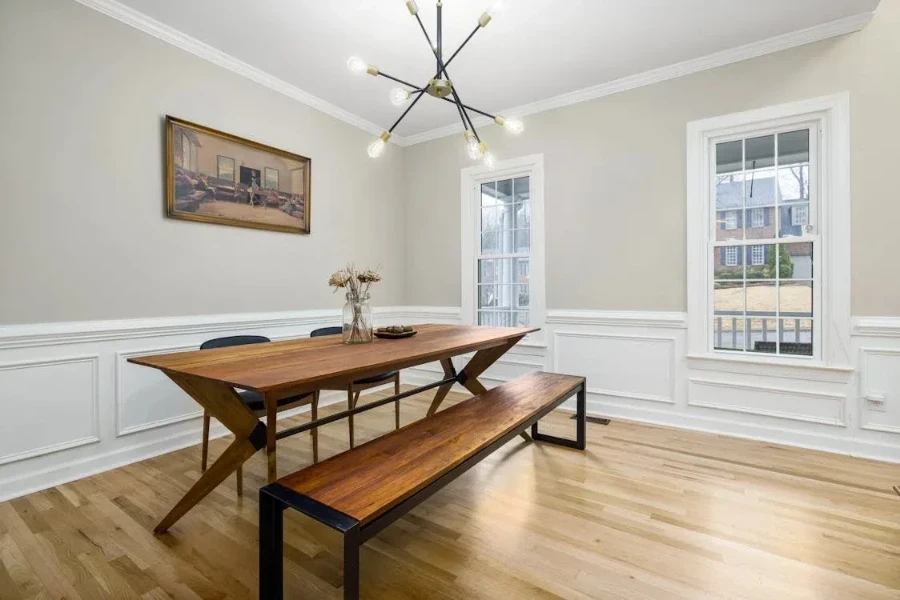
[464,131,482,160]
[347,56,368,75]
[480,142,496,170]
[367,131,392,158]
[503,118,524,135]
[389,87,410,106]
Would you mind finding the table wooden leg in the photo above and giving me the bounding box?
[427,358,457,417]
[156,373,263,533]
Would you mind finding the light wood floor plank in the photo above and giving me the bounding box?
[0,386,897,599]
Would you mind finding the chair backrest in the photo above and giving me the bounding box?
[310,326,342,338]
[200,335,271,350]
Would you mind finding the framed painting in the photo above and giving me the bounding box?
[166,116,311,234]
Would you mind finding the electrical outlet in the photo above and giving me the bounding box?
[865,392,887,413]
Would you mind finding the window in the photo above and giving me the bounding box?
[724,211,738,230]
[750,245,765,266]
[462,155,545,337]
[750,207,764,229]
[724,246,738,266]
[217,156,235,181]
[792,204,808,227]
[265,167,279,190]
[687,95,851,367]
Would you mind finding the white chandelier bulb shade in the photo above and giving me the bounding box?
[503,118,524,135]
[389,88,410,106]
[367,138,387,158]
[466,135,482,160]
[347,56,368,75]
[483,151,496,170]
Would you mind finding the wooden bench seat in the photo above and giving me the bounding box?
[258,371,586,600]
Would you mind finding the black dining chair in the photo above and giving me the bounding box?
[199,335,318,495]
[310,327,401,448]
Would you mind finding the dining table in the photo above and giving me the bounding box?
[128,323,536,533]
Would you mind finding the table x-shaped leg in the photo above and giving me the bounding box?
[154,372,266,534]
[427,336,532,442]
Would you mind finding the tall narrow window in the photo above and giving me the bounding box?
[462,154,545,336]
[477,177,531,327]
[712,128,816,357]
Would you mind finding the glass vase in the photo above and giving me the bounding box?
[342,292,373,344]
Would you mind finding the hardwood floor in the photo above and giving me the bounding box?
[1,386,898,599]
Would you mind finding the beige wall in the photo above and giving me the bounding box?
[0,0,405,324]
[402,0,900,316]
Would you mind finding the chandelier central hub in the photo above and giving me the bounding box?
[426,78,453,99]
[349,1,522,164]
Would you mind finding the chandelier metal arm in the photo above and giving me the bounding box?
[412,12,476,136]
[389,89,428,133]
[415,13,484,142]
[376,69,496,121]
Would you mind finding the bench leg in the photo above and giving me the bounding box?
[344,525,361,600]
[531,383,587,451]
[259,490,285,600]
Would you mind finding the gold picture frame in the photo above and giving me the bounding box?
[165,116,311,234]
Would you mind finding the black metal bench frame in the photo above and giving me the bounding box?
[258,378,586,600]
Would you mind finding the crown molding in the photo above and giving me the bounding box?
[401,11,874,146]
[71,0,408,145]
[72,0,871,149]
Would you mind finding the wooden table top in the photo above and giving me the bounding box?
[128,324,536,395]
[275,372,584,524]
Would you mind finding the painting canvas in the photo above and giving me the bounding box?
[166,116,310,234]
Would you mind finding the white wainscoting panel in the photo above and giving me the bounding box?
[858,347,900,435]
[2,307,898,503]
[0,356,100,466]
[116,345,201,437]
[687,377,846,427]
[553,331,675,404]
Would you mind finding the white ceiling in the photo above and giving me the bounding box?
[113,0,879,138]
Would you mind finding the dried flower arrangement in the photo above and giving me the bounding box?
[329,264,382,344]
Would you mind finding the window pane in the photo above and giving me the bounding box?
[746,281,776,320]
[478,284,498,309]
[515,284,530,308]
[514,311,529,327]
[714,246,743,279]
[481,232,500,255]
[745,135,775,208]
[515,201,531,230]
[515,229,530,253]
[480,181,496,206]
[778,130,810,166]
[778,164,809,203]
[478,259,497,284]
[747,318,778,354]
[481,205,503,234]
[779,203,809,238]
[779,319,813,356]
[744,244,775,279]
[514,177,530,203]
[714,281,744,315]
[779,281,812,318]
[716,140,742,174]
[744,207,775,240]
[713,315,744,352]
[496,179,513,204]
[780,243,813,279]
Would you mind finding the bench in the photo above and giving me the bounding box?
[258,371,586,600]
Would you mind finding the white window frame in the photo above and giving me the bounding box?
[461,154,545,345]
[750,245,765,266]
[724,211,738,230]
[750,207,764,229]
[686,94,851,369]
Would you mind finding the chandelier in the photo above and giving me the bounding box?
[347,1,523,168]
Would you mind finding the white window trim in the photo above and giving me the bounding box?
[686,94,851,369]
[461,154,546,345]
